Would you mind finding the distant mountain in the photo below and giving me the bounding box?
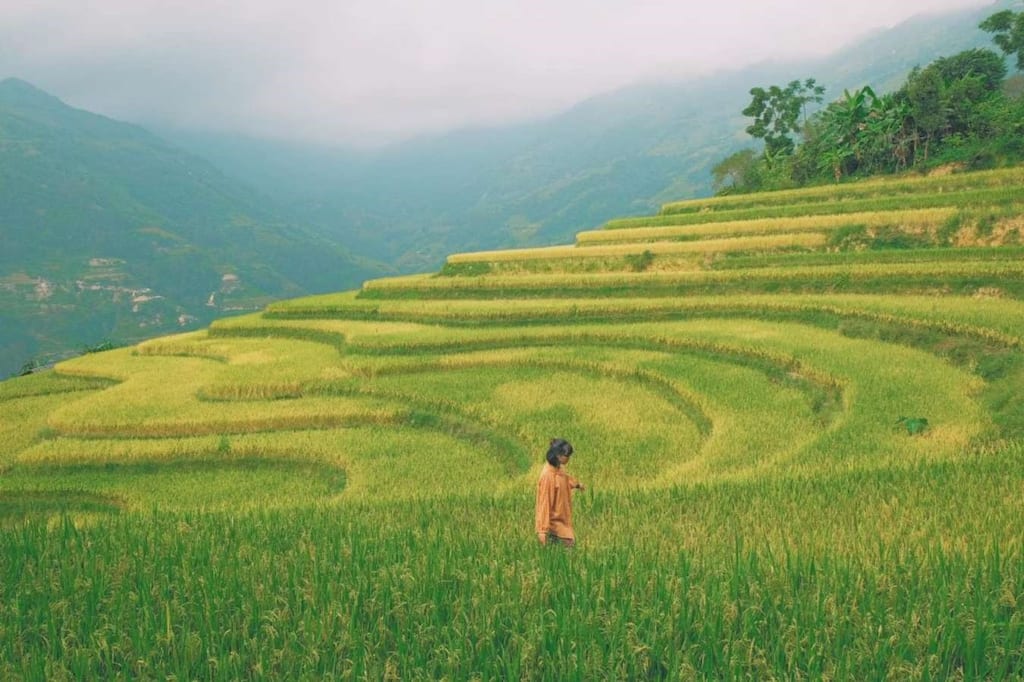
[0,78,387,376]
[163,0,1013,272]
[3,0,1016,376]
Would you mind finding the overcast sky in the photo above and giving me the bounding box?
[0,0,998,145]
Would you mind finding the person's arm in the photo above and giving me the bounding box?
[535,475,553,543]
[567,475,585,492]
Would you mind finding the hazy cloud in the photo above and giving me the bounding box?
[0,0,996,145]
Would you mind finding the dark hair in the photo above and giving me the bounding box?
[546,438,574,466]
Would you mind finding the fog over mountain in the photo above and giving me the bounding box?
[159,0,1014,272]
[1,0,1020,377]
[0,0,995,146]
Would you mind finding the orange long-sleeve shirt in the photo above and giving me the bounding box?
[535,463,579,540]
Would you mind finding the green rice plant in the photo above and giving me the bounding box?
[135,333,351,395]
[359,351,728,485]
[713,245,1024,270]
[581,207,958,243]
[48,351,405,438]
[208,293,1023,448]
[4,425,524,509]
[213,323,844,431]
[658,166,1024,215]
[625,248,656,271]
[2,164,1022,680]
[0,370,115,401]
[48,394,405,438]
[438,259,493,276]
[358,259,1024,300]
[12,323,854,499]
[442,252,709,277]
[14,434,245,467]
[369,363,706,490]
[242,292,1024,349]
[654,318,989,475]
[264,290,366,316]
[605,188,1023,229]
[213,311,434,345]
[284,317,984,476]
[441,252,665,276]
[1,458,346,513]
[448,233,828,262]
[0,490,122,526]
[377,294,1023,344]
[3,442,1023,678]
[446,243,580,263]
[152,346,716,489]
[0,394,69,467]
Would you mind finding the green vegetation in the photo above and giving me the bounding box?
[3,2,1012,380]
[982,8,1024,70]
[3,162,1024,677]
[173,1,1009,290]
[741,78,825,157]
[714,8,1024,193]
[0,78,386,379]
[5,453,1024,679]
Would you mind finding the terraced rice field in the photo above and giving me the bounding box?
[2,167,1024,679]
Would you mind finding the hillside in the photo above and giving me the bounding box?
[0,78,387,377]
[1,165,1023,677]
[164,0,1013,273]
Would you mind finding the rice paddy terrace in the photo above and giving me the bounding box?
[2,167,1024,679]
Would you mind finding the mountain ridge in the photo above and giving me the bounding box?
[160,0,1014,271]
[0,79,388,376]
[2,0,1018,374]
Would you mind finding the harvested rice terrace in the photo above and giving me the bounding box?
[4,166,1024,678]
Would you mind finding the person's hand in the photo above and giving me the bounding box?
[575,483,585,492]
[537,532,547,545]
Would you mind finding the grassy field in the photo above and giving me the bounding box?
[2,166,1024,679]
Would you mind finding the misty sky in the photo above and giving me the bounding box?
[0,0,998,145]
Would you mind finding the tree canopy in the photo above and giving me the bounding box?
[715,9,1024,194]
[981,9,1024,70]
[741,79,825,158]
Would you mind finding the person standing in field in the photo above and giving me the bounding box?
[535,438,584,547]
